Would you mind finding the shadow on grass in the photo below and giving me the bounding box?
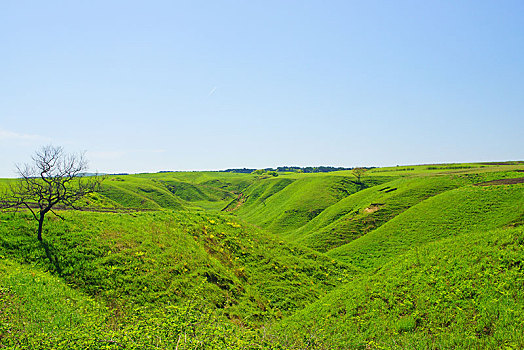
[41,240,62,275]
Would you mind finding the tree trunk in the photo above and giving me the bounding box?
[37,213,45,241]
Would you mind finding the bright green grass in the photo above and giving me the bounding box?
[101,172,257,211]
[234,175,391,234]
[0,209,354,325]
[277,225,524,349]
[328,183,524,269]
[292,170,524,252]
[1,163,523,349]
[158,178,236,210]
[134,171,256,191]
[101,176,184,209]
[0,258,110,348]
[291,175,465,251]
[0,258,284,349]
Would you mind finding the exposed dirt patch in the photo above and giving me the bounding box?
[363,203,384,214]
[474,177,524,186]
[222,193,246,212]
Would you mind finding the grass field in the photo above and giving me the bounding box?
[0,162,523,348]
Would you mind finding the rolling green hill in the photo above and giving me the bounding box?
[328,181,524,269]
[277,224,524,349]
[233,174,391,234]
[0,162,523,349]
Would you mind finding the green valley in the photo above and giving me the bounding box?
[1,162,523,349]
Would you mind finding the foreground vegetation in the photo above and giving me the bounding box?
[1,162,523,348]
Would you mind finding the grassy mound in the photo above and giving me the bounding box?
[278,225,524,349]
[291,175,464,252]
[1,162,523,348]
[328,182,524,269]
[234,174,390,234]
[0,209,354,326]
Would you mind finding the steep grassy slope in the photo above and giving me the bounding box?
[277,225,524,349]
[328,182,524,269]
[100,176,184,209]
[233,174,390,234]
[0,258,107,347]
[293,169,524,253]
[0,258,281,349]
[291,175,463,252]
[0,209,354,326]
[1,162,523,349]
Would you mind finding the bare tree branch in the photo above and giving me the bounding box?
[0,145,102,241]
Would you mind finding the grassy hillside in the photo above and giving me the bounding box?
[0,257,276,349]
[328,182,524,269]
[233,174,390,234]
[100,176,185,210]
[0,162,523,348]
[291,175,464,252]
[293,169,524,253]
[277,224,524,349]
[0,209,354,325]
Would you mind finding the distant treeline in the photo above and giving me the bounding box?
[220,166,354,174]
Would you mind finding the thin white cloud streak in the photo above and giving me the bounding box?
[0,128,50,142]
[207,86,217,97]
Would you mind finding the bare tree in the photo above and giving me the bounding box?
[352,167,368,186]
[1,145,101,241]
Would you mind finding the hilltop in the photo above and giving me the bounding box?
[0,162,523,349]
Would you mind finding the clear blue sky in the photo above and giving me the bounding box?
[1,1,523,177]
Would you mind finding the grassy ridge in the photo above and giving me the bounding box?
[291,175,463,252]
[277,225,524,349]
[1,162,523,348]
[234,174,390,234]
[328,183,524,269]
[0,209,354,325]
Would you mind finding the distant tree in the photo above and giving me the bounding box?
[352,167,368,186]
[1,145,101,241]
[267,171,279,177]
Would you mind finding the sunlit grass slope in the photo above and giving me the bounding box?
[0,258,107,348]
[1,162,523,348]
[234,174,391,234]
[292,169,524,253]
[0,257,283,349]
[277,224,524,349]
[291,175,464,252]
[0,209,355,325]
[328,182,524,269]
